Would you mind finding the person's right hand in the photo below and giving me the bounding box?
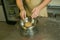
[20,10,26,20]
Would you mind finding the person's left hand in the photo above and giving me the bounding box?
[31,6,41,18]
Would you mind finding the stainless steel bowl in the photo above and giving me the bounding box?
[19,16,38,37]
[20,17,36,29]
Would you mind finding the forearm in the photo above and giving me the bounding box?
[16,0,25,10]
[38,0,51,10]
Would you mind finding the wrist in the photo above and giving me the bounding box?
[20,7,25,11]
[37,6,42,11]
[20,9,25,11]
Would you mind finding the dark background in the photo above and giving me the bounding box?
[0,0,2,5]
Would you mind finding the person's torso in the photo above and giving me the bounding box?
[23,0,42,10]
[23,0,48,17]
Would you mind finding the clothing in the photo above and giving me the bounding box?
[23,0,48,17]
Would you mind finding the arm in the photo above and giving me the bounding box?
[31,0,51,18]
[16,0,26,19]
[16,0,25,10]
[38,0,51,10]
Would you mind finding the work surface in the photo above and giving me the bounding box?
[0,18,60,40]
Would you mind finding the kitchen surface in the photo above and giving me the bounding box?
[0,0,60,40]
[0,18,60,40]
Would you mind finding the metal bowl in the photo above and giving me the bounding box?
[19,16,38,37]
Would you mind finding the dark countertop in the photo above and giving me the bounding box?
[0,18,60,40]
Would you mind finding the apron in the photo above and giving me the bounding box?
[23,0,48,17]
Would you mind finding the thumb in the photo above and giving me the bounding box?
[24,13,26,18]
[23,12,26,20]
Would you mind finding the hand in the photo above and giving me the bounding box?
[20,10,26,19]
[31,6,40,18]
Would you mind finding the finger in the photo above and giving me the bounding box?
[32,13,38,18]
[32,8,35,13]
[31,13,36,18]
[32,15,36,18]
[24,12,26,18]
[22,15,25,20]
[32,15,37,18]
[20,13,22,19]
[23,12,26,20]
